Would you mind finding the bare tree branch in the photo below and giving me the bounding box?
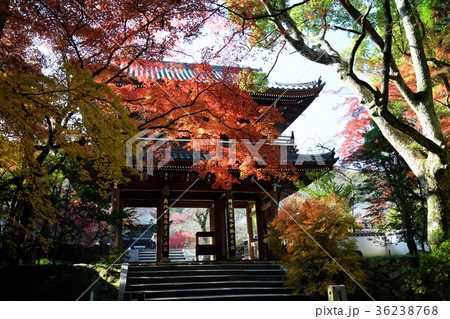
[348,5,371,75]
[332,25,361,35]
[212,0,310,22]
[258,41,286,86]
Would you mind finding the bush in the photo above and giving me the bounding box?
[407,238,450,299]
[269,193,367,297]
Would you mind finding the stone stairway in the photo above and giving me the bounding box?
[118,262,309,301]
[136,249,186,262]
[136,249,156,262]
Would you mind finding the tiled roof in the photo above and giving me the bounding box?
[115,61,323,93]
[117,61,242,83]
[269,80,323,91]
[349,231,385,237]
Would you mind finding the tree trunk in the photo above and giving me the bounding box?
[423,158,450,248]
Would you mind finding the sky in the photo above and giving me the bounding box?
[260,30,354,156]
[267,51,349,154]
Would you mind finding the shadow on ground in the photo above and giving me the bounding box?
[0,264,119,301]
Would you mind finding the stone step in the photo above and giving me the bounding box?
[120,262,303,301]
[126,280,284,291]
[126,286,296,299]
[127,268,283,278]
[129,293,309,301]
[127,274,283,284]
[136,249,187,262]
[128,263,281,271]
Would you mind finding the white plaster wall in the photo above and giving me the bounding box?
[386,242,410,256]
[351,236,388,257]
[350,232,428,257]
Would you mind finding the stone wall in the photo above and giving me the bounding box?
[350,257,426,301]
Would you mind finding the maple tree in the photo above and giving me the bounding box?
[170,232,195,249]
[169,208,210,248]
[50,182,138,250]
[270,171,365,296]
[269,192,366,296]
[221,0,450,248]
[353,123,428,255]
[0,64,135,264]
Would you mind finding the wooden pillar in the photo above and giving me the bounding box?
[156,196,163,262]
[226,192,236,259]
[214,195,227,261]
[267,191,280,260]
[157,186,170,263]
[268,191,280,220]
[246,202,255,260]
[207,202,216,261]
[209,202,215,232]
[255,196,268,261]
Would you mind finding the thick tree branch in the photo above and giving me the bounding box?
[381,0,393,105]
[345,5,381,101]
[393,0,432,94]
[263,1,334,65]
[338,0,416,105]
[378,107,444,158]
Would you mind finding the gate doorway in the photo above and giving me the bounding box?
[169,208,210,261]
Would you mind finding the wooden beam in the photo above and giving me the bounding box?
[156,193,163,263]
[120,191,160,200]
[233,202,249,209]
[170,201,212,208]
[261,201,272,212]
[119,180,272,193]
[209,202,215,232]
[123,199,157,207]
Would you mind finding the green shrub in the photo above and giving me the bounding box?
[407,238,450,299]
